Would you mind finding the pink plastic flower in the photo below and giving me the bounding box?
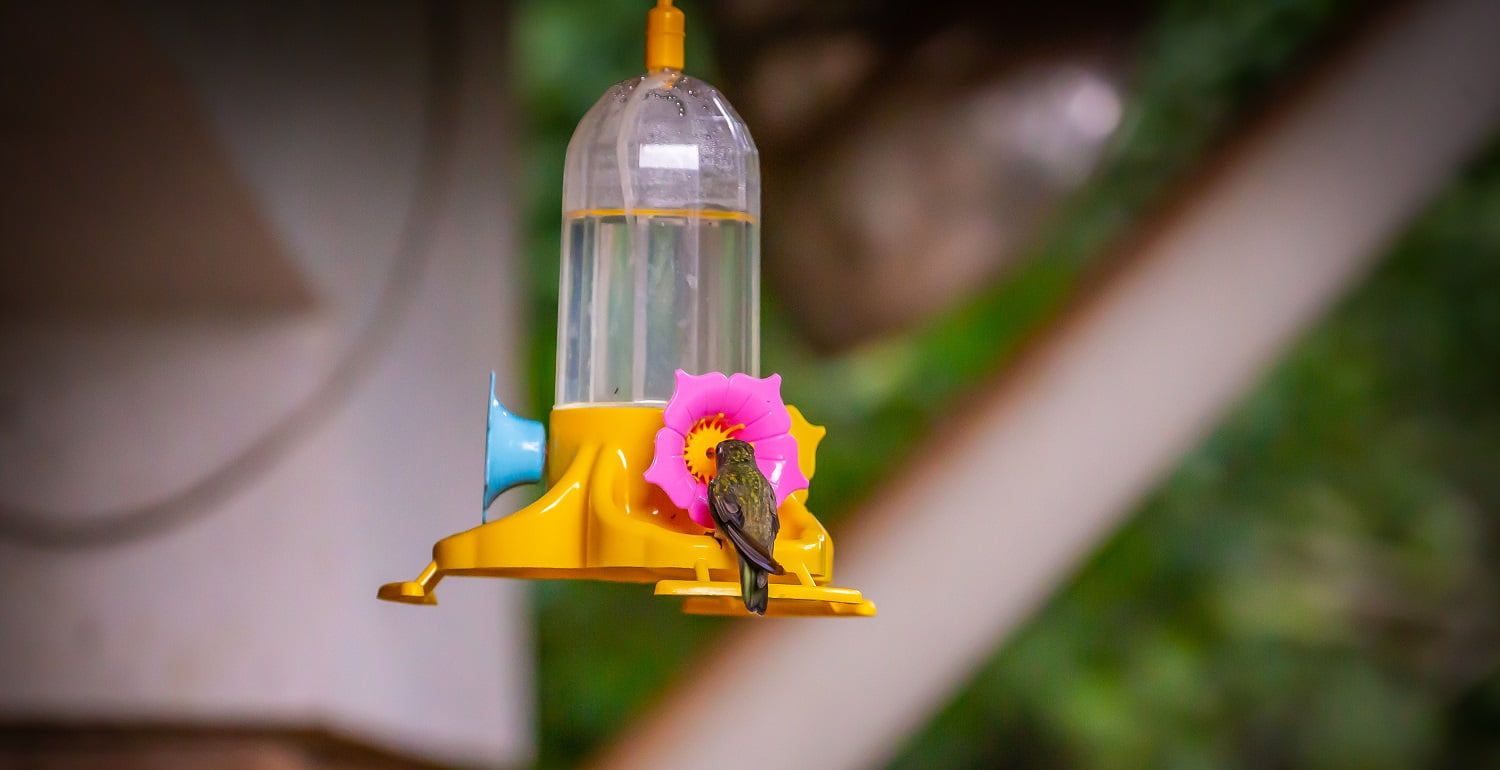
[644,370,809,528]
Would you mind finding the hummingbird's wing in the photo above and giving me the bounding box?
[709,472,784,576]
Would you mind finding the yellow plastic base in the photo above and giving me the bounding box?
[650,557,876,617]
[677,596,879,617]
[378,404,874,617]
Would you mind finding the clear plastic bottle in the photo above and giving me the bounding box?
[555,4,760,408]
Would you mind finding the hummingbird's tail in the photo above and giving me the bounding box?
[739,558,769,615]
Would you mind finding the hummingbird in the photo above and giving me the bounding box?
[708,438,785,615]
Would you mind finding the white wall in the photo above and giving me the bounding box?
[0,2,532,766]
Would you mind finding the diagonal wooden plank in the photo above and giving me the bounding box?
[594,0,1500,768]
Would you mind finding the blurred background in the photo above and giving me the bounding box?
[2,0,1498,768]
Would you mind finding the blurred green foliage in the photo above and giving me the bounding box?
[888,143,1500,768]
[507,0,1500,767]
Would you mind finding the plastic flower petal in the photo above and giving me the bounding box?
[643,370,809,529]
[649,427,699,506]
[744,434,805,489]
[732,374,793,441]
[660,370,721,431]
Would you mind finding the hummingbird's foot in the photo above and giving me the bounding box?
[706,530,724,550]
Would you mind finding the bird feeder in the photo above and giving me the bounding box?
[379,0,874,617]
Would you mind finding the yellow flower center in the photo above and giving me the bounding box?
[682,413,745,483]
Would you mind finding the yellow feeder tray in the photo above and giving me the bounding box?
[656,561,877,617]
[378,405,876,617]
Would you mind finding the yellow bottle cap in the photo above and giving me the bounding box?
[645,0,685,71]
